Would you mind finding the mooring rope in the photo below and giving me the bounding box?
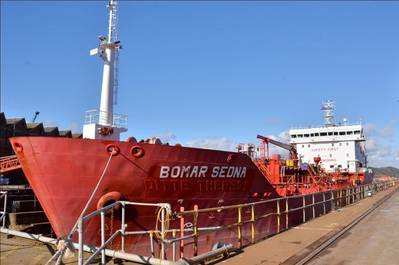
[46,152,114,265]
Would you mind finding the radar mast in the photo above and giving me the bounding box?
[83,0,127,140]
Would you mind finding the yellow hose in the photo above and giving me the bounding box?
[154,206,171,240]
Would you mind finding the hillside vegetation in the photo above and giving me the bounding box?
[371,167,399,178]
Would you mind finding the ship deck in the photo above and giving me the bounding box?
[1,185,398,265]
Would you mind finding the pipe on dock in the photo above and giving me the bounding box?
[175,243,233,265]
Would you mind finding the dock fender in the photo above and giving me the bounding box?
[96,191,123,213]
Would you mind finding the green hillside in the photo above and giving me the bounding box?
[371,167,399,178]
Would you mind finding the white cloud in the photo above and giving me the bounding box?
[153,132,177,143]
[186,137,236,151]
[43,121,57,127]
[363,122,399,167]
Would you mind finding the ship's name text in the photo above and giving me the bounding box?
[159,166,247,179]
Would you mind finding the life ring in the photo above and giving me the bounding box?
[96,191,123,213]
[106,144,120,156]
[130,145,145,158]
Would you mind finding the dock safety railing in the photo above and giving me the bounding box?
[73,180,397,265]
[0,191,7,228]
[77,201,171,265]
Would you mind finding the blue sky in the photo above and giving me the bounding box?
[1,1,398,166]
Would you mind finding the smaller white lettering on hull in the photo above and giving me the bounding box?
[159,166,247,179]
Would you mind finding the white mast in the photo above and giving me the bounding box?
[83,0,127,140]
[99,0,118,126]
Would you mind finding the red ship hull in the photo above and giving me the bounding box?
[11,137,298,256]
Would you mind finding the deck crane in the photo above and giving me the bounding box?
[257,134,298,160]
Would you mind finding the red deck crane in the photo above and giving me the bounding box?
[257,134,298,160]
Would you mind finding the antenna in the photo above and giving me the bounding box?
[321,100,335,127]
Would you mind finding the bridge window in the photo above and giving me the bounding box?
[354,130,360,134]
[320,132,327,136]
[291,135,297,138]
[328,132,333,136]
[304,134,309,137]
[347,131,353,135]
[311,133,314,136]
[339,131,345,135]
[315,133,320,136]
[334,132,338,135]
[298,134,303,138]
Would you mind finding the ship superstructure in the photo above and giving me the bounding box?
[289,100,367,174]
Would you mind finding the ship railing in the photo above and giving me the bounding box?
[175,181,397,257]
[84,109,128,130]
[77,201,171,265]
[76,180,398,265]
[0,191,7,228]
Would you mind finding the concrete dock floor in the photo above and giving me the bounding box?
[1,186,398,265]
[307,188,399,265]
[221,186,398,265]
